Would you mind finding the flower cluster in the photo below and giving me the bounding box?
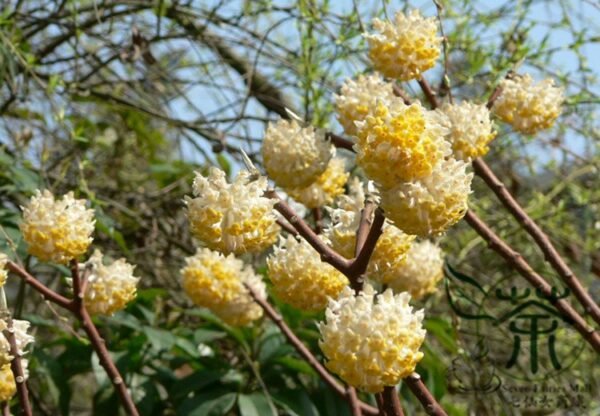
[319,285,426,392]
[186,168,280,254]
[380,159,473,237]
[262,119,333,188]
[0,364,16,402]
[386,240,445,300]
[355,101,450,188]
[439,102,497,161]
[267,236,348,311]
[335,74,396,136]
[492,74,564,134]
[181,248,265,326]
[83,250,140,316]
[20,190,95,264]
[0,254,7,287]
[364,10,441,81]
[0,318,34,402]
[286,157,349,209]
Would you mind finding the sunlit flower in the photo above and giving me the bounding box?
[262,119,333,188]
[364,10,441,81]
[181,248,265,326]
[319,284,426,393]
[82,250,139,316]
[186,168,280,254]
[286,157,349,209]
[380,159,472,237]
[335,74,396,136]
[0,319,34,367]
[492,74,564,134]
[0,254,7,287]
[439,102,497,161]
[387,240,444,299]
[0,364,16,402]
[355,101,450,188]
[267,235,348,311]
[20,190,95,264]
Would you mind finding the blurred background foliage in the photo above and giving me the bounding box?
[0,0,599,414]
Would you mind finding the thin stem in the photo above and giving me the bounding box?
[347,387,362,416]
[312,208,323,234]
[354,201,376,257]
[326,132,354,151]
[245,285,378,416]
[276,218,298,236]
[472,158,600,326]
[404,374,447,416]
[465,211,600,352]
[381,386,404,416]
[6,261,71,309]
[3,317,32,416]
[348,208,385,279]
[417,78,439,108]
[2,402,9,416]
[69,261,140,416]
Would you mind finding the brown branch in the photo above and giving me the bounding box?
[380,386,404,416]
[347,208,385,291]
[354,201,376,257]
[417,78,439,108]
[312,208,323,234]
[392,84,413,105]
[465,211,600,352]
[485,86,502,109]
[472,159,600,326]
[6,261,72,309]
[404,374,447,416]
[326,132,355,151]
[3,317,32,416]
[276,218,299,236]
[245,285,378,416]
[347,387,362,416]
[69,261,140,416]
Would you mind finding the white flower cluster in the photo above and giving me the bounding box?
[0,254,7,287]
[0,319,34,367]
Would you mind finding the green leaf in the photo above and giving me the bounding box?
[178,390,237,416]
[272,390,319,416]
[238,393,276,416]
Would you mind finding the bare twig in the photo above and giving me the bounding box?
[404,374,448,416]
[381,386,404,416]
[6,262,71,309]
[3,317,32,416]
[417,78,439,108]
[347,387,362,416]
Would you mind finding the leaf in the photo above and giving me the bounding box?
[144,326,177,352]
[238,393,276,416]
[272,390,319,416]
[178,390,237,416]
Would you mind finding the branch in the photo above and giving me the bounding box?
[3,317,32,416]
[347,208,385,291]
[465,211,600,352]
[404,374,447,416]
[245,285,378,416]
[472,158,600,326]
[378,386,404,416]
[417,78,439,108]
[6,261,72,309]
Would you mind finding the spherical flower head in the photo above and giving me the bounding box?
[0,319,34,367]
[262,119,333,188]
[286,157,349,209]
[492,74,564,134]
[439,102,497,161]
[380,159,473,237]
[326,209,415,281]
[355,101,450,188]
[186,168,280,254]
[0,254,7,287]
[335,74,396,136]
[83,250,140,316]
[387,240,444,299]
[20,190,95,264]
[181,248,265,326]
[319,284,426,393]
[0,364,16,402]
[267,235,348,311]
[364,10,441,81]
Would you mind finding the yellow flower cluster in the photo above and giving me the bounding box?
[83,250,140,316]
[380,159,473,237]
[319,285,426,393]
[267,235,348,311]
[262,119,333,188]
[335,74,396,136]
[492,74,564,134]
[20,190,95,264]
[186,168,280,254]
[0,254,7,287]
[364,10,441,81]
[355,101,450,188]
[387,240,444,300]
[440,102,497,161]
[0,365,16,403]
[181,248,265,326]
[286,157,349,209]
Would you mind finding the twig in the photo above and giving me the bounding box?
[69,261,140,416]
[6,262,72,309]
[245,285,378,416]
[276,218,298,236]
[3,317,32,416]
[381,386,404,416]
[2,402,9,416]
[347,387,362,416]
[465,211,600,352]
[312,208,323,234]
[404,374,447,416]
[354,201,376,257]
[326,132,355,151]
[472,159,600,326]
[417,78,439,108]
